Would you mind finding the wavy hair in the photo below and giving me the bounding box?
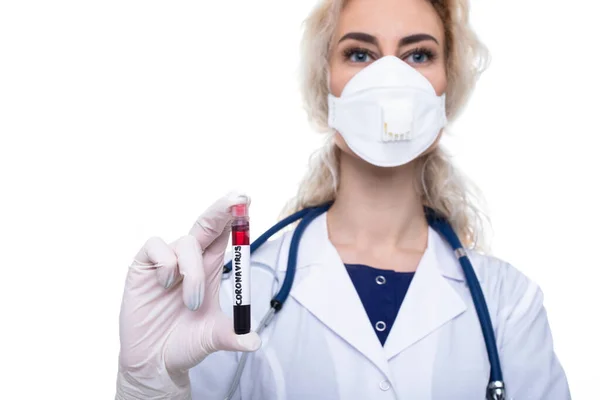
[281,0,491,251]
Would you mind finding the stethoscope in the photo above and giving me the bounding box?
[223,203,506,400]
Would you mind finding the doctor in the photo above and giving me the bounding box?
[116,0,570,399]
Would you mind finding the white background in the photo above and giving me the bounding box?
[1,0,598,398]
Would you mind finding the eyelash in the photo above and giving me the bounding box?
[342,46,438,63]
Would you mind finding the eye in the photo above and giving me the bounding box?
[403,47,437,65]
[343,47,374,63]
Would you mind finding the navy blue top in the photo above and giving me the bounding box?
[345,264,415,346]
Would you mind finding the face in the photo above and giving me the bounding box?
[329,0,448,161]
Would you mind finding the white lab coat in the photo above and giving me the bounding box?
[189,212,570,399]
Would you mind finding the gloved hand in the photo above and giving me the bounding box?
[116,192,261,400]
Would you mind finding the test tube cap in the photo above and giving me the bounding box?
[232,203,248,217]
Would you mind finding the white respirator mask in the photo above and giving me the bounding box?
[327,55,447,167]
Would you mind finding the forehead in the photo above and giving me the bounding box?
[335,0,444,41]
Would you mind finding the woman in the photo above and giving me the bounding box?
[116,0,570,398]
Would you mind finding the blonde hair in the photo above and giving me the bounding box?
[282,0,491,251]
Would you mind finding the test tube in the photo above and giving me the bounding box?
[231,202,251,334]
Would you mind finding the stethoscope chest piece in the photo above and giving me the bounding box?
[487,380,506,400]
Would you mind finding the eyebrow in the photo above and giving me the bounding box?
[338,32,439,47]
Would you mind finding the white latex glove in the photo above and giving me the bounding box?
[116,192,261,400]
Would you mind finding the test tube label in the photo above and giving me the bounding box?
[232,245,251,306]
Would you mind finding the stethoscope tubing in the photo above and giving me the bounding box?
[223,203,504,399]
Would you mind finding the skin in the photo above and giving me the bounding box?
[326,0,448,272]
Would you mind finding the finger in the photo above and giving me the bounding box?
[204,219,232,271]
[201,220,233,308]
[134,237,179,288]
[189,191,249,251]
[156,258,181,290]
[174,235,205,311]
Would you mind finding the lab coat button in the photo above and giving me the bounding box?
[379,380,391,391]
[375,321,387,331]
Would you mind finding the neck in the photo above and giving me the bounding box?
[327,150,428,252]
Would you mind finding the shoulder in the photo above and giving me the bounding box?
[464,250,545,332]
[466,251,536,291]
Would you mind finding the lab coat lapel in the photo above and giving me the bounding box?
[383,227,467,360]
[289,213,393,381]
